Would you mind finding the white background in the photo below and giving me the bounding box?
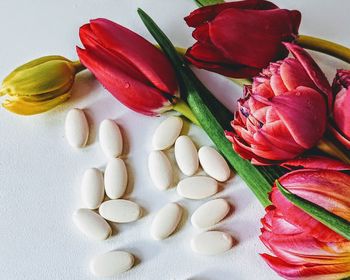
[0,1,349,279]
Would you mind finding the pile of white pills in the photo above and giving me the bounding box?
[149,116,234,255]
[66,109,234,277]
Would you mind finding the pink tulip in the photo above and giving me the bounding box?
[184,0,301,78]
[225,43,332,165]
[330,69,350,148]
[261,158,350,279]
[76,18,179,116]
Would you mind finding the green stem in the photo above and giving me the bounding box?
[277,181,350,240]
[194,0,224,7]
[296,35,350,63]
[173,99,200,126]
[72,60,86,74]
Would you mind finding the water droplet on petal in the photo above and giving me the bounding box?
[124,82,130,89]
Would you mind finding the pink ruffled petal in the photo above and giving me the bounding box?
[261,254,350,280]
[333,88,350,140]
[271,169,350,242]
[281,156,350,171]
[284,42,332,108]
[270,87,327,148]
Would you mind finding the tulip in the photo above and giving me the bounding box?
[260,160,350,280]
[225,43,332,165]
[76,18,179,116]
[0,56,83,115]
[184,0,301,78]
[330,69,350,149]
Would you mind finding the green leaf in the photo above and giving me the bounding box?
[194,0,224,7]
[276,180,350,240]
[137,8,287,207]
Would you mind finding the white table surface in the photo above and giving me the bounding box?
[0,1,349,279]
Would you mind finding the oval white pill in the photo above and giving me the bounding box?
[65,108,89,148]
[148,151,173,190]
[99,199,141,223]
[104,158,127,199]
[174,135,199,176]
[151,203,183,240]
[90,251,134,277]
[152,116,183,150]
[72,209,111,241]
[191,231,233,255]
[177,176,218,200]
[99,119,123,158]
[191,199,230,229]
[81,168,105,209]
[198,146,230,182]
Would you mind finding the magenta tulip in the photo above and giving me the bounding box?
[225,43,332,165]
[184,0,301,78]
[76,18,179,116]
[260,158,350,279]
[330,69,350,148]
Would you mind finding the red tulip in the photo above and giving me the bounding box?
[330,69,350,148]
[261,158,350,279]
[76,18,179,116]
[184,0,301,78]
[225,43,332,165]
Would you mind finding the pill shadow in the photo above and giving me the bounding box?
[122,159,135,198]
[116,123,130,156]
[82,108,97,146]
[171,202,189,236]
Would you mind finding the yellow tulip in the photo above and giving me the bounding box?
[0,56,85,115]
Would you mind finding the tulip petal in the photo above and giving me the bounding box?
[271,169,350,242]
[87,18,178,95]
[284,43,332,107]
[279,58,317,91]
[261,229,350,265]
[184,0,279,27]
[209,8,299,68]
[261,254,350,280]
[281,156,350,171]
[333,88,350,140]
[329,124,350,149]
[2,92,71,115]
[77,45,171,116]
[185,48,261,78]
[270,87,326,149]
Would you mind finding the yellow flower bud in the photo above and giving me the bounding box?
[0,55,85,115]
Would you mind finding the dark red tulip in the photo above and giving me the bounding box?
[184,0,301,78]
[77,18,178,116]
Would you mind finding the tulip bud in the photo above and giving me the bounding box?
[184,0,301,78]
[330,69,350,148]
[0,56,83,115]
[76,18,179,116]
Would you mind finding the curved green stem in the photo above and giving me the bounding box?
[72,60,86,74]
[296,35,350,63]
[173,99,200,126]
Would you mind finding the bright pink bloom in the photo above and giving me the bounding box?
[330,69,350,148]
[261,159,350,279]
[76,18,178,116]
[225,43,332,165]
[184,0,301,78]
